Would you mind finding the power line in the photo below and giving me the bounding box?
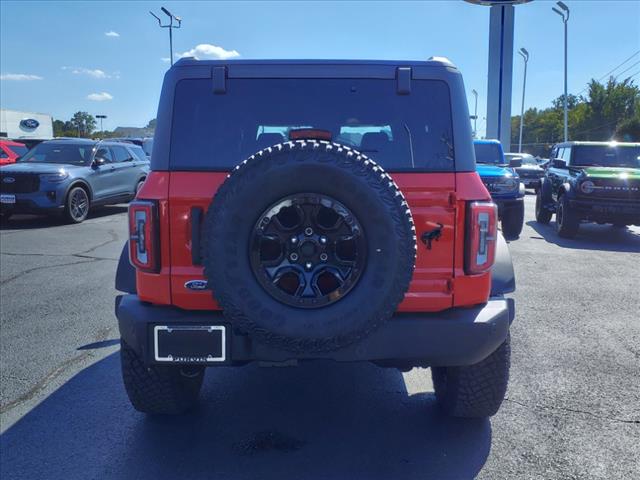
[576,50,640,96]
[596,50,639,82]
[612,60,640,81]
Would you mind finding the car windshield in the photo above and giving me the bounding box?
[474,143,503,164]
[572,145,640,168]
[18,142,93,165]
[520,155,537,165]
[170,78,455,172]
[11,145,29,157]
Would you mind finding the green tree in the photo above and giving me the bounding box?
[69,111,96,138]
[146,118,157,129]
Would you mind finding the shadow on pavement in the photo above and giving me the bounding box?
[1,353,491,480]
[526,220,640,253]
[0,205,128,231]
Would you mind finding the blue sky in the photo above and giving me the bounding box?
[1,0,639,135]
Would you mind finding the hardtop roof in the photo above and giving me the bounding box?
[173,57,457,70]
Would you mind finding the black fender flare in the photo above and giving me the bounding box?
[491,232,516,296]
[115,242,137,294]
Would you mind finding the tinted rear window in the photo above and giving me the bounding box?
[170,78,454,171]
[474,143,504,165]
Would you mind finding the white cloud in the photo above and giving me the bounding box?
[87,92,113,101]
[62,66,118,79]
[161,57,171,63]
[0,73,43,81]
[178,43,240,60]
[105,31,120,37]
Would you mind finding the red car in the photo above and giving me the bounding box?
[0,140,29,165]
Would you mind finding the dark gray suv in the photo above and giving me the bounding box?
[0,139,149,223]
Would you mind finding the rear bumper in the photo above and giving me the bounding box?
[115,294,514,367]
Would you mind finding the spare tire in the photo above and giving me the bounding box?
[202,140,416,353]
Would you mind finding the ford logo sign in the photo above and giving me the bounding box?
[184,280,209,291]
[20,118,40,129]
[2,177,16,184]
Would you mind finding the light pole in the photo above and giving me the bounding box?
[96,114,107,134]
[553,1,569,142]
[517,48,529,153]
[150,7,182,66]
[471,89,478,137]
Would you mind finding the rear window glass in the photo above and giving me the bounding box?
[170,78,454,171]
[11,145,29,157]
[474,143,504,165]
[129,145,148,162]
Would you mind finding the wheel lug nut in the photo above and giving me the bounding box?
[319,236,327,244]
[304,227,313,236]
[305,262,313,270]
[290,253,299,261]
[320,253,328,262]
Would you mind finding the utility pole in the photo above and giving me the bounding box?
[96,114,107,134]
[517,48,529,153]
[553,1,570,141]
[150,7,182,66]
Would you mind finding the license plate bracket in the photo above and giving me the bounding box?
[154,325,226,363]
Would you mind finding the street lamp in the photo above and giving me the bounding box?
[553,1,570,142]
[517,48,529,153]
[471,89,478,137]
[96,114,107,134]
[150,7,182,66]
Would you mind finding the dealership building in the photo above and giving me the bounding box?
[0,109,53,147]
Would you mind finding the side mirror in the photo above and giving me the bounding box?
[93,156,107,167]
[552,158,567,169]
[508,158,523,168]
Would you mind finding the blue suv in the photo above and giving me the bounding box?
[474,139,525,239]
[0,139,149,223]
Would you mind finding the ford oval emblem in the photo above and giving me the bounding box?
[2,177,16,184]
[20,118,40,129]
[185,280,209,291]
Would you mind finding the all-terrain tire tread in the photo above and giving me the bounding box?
[202,140,416,353]
[432,334,510,418]
[120,341,203,415]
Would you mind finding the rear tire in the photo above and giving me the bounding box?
[501,202,524,240]
[535,187,552,224]
[432,334,511,418]
[555,194,579,238]
[120,341,204,415]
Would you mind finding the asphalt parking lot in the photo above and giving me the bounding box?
[1,194,639,480]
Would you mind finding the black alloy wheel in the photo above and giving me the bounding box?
[250,193,366,309]
[65,187,90,223]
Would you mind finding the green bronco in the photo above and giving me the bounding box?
[535,141,640,238]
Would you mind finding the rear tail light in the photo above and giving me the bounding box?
[129,200,159,273]
[465,201,498,275]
